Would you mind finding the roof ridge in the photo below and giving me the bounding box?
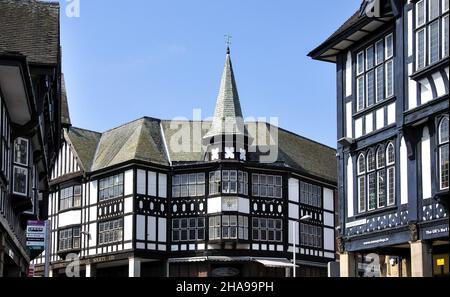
[70,126,101,135]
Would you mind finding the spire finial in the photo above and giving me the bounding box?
[224,34,232,54]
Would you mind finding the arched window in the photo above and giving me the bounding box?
[386,142,395,206]
[367,149,377,210]
[357,154,366,213]
[439,117,449,190]
[376,146,386,208]
[357,142,396,213]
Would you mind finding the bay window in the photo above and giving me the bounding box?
[252,173,282,198]
[356,33,394,112]
[98,218,123,245]
[208,170,248,195]
[13,138,29,196]
[59,185,82,211]
[357,154,366,213]
[252,217,282,242]
[357,142,396,214]
[172,173,205,198]
[439,116,449,190]
[59,226,81,251]
[300,181,322,207]
[415,0,449,71]
[300,223,322,248]
[172,217,205,242]
[99,173,123,201]
[209,215,248,240]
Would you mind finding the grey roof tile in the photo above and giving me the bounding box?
[204,49,248,140]
[0,0,60,65]
[67,118,336,183]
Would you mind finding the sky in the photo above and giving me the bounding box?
[59,0,361,148]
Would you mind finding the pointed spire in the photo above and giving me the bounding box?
[203,48,248,142]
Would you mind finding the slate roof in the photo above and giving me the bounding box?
[66,118,337,183]
[204,49,248,141]
[66,127,101,172]
[0,0,60,65]
[61,74,71,126]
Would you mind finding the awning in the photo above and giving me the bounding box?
[168,256,298,267]
[255,258,298,268]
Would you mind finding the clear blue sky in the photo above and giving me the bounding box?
[60,0,361,148]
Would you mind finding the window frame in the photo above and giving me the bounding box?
[98,173,124,202]
[251,173,282,198]
[357,141,396,214]
[355,32,395,113]
[438,116,449,190]
[252,217,282,243]
[415,0,449,70]
[172,217,205,242]
[98,218,123,245]
[58,226,81,252]
[59,185,82,211]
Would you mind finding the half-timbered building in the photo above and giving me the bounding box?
[0,0,65,276]
[33,48,338,277]
[309,0,449,277]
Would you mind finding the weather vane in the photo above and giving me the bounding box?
[224,34,232,47]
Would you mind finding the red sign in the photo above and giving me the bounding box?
[27,264,35,277]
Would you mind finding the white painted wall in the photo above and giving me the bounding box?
[400,137,409,205]
[124,197,133,214]
[346,102,353,138]
[207,197,221,214]
[408,63,417,110]
[148,171,157,196]
[324,212,334,227]
[376,108,385,130]
[355,118,363,138]
[158,217,166,242]
[288,203,299,219]
[58,210,81,228]
[89,181,98,205]
[407,9,413,57]
[147,216,156,241]
[419,78,433,104]
[421,127,432,199]
[345,51,353,97]
[137,169,146,195]
[387,103,396,125]
[238,197,250,214]
[324,227,335,251]
[89,206,97,222]
[365,113,373,134]
[323,188,334,211]
[124,215,133,241]
[158,173,167,198]
[346,156,354,217]
[288,178,299,202]
[432,71,446,97]
[124,169,134,196]
[136,215,146,241]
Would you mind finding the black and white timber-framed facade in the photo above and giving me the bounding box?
[0,0,65,277]
[32,48,338,277]
[309,0,449,277]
